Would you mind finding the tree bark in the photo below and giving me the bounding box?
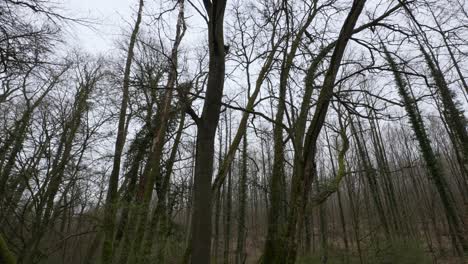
[101,0,144,262]
[190,1,227,263]
[384,45,468,255]
[284,1,367,262]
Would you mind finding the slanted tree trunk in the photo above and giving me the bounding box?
[114,128,151,247]
[384,45,468,255]
[351,118,390,238]
[151,111,186,263]
[101,0,144,262]
[22,64,100,264]
[366,104,402,234]
[128,3,185,262]
[425,2,468,96]
[420,46,468,191]
[0,70,68,228]
[284,1,367,262]
[263,4,319,262]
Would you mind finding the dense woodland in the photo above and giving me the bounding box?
[1,0,468,263]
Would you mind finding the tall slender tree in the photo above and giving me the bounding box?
[384,44,468,256]
[101,1,144,262]
[189,0,227,263]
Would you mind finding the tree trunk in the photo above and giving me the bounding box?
[101,0,144,262]
[190,1,227,263]
[236,134,247,264]
[384,45,468,255]
[284,1,367,262]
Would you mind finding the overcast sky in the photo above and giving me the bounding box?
[62,0,207,57]
[63,0,135,54]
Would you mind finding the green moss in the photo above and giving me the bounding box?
[0,234,16,264]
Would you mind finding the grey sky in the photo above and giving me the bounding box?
[62,0,207,56]
[64,0,135,53]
